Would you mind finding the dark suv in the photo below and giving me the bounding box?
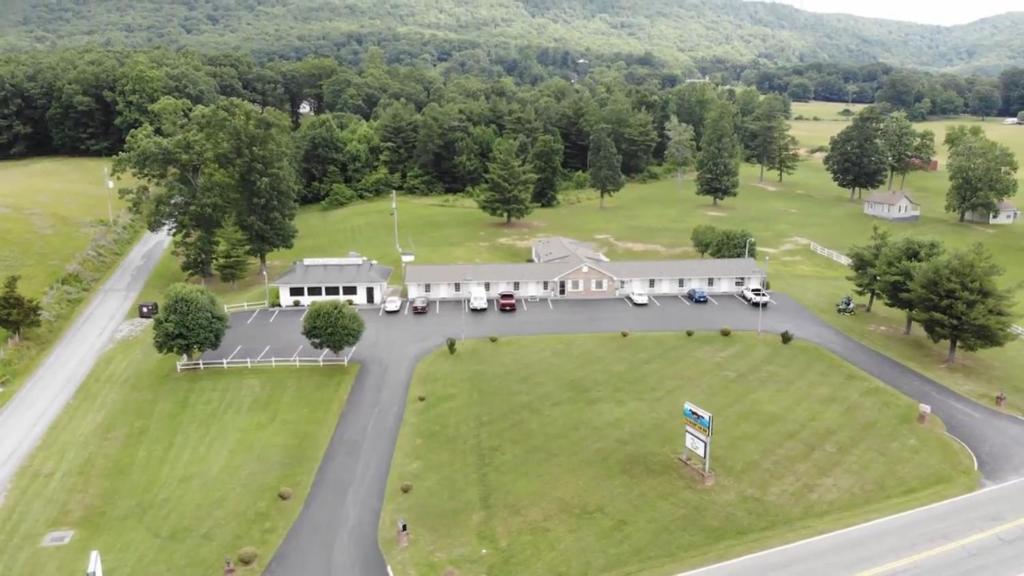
[498,291,517,312]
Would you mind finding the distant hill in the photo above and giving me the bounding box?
[1,0,1022,73]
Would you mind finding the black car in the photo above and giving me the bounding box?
[686,288,709,303]
[411,297,429,314]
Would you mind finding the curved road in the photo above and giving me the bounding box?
[196,294,1024,575]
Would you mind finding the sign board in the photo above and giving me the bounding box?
[683,402,713,439]
[684,430,707,459]
[87,550,103,576]
[918,403,931,415]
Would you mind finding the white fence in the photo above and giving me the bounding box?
[1011,325,1024,338]
[224,300,268,313]
[809,242,853,267]
[176,351,352,372]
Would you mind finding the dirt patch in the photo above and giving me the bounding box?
[489,219,543,229]
[111,318,150,344]
[593,234,692,255]
[703,211,727,217]
[776,237,811,251]
[968,225,996,234]
[780,256,803,261]
[494,236,538,249]
[751,182,779,191]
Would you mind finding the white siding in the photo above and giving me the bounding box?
[279,282,385,307]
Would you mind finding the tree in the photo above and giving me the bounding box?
[968,85,1001,120]
[911,246,1014,364]
[879,112,916,190]
[214,218,251,285]
[901,129,935,190]
[876,238,944,335]
[846,226,890,312]
[709,228,756,259]
[690,225,718,258]
[0,275,42,341]
[294,114,347,203]
[768,134,800,182]
[824,113,886,200]
[529,132,563,207]
[945,130,1018,222]
[302,300,365,355]
[696,102,740,206]
[999,67,1024,117]
[786,79,813,102]
[663,116,696,184]
[587,125,624,209]
[477,138,535,223]
[153,283,228,359]
[744,97,790,183]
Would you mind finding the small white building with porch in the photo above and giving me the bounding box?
[863,191,920,221]
[965,200,1020,225]
[274,255,392,307]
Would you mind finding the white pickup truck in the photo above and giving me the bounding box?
[742,286,770,306]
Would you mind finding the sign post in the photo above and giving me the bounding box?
[682,401,714,481]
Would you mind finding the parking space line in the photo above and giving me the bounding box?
[678,295,691,306]
[734,294,747,304]
[435,300,440,314]
[623,298,633,307]
[292,345,303,359]
[256,346,270,361]
[404,301,410,315]
[269,309,280,323]
[494,299,498,312]
[650,296,660,307]
[378,305,384,317]
[707,296,719,306]
[246,310,260,324]
[226,345,242,361]
[521,298,528,311]
[548,298,554,309]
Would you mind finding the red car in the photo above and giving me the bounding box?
[498,291,517,312]
[411,297,429,314]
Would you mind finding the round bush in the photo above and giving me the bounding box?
[621,330,630,337]
[278,487,293,501]
[685,329,695,337]
[417,394,427,402]
[400,482,414,494]
[237,547,259,566]
[780,330,795,345]
[446,337,457,355]
[489,336,498,343]
[720,327,732,337]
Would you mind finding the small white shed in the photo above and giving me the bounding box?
[863,192,920,222]
[965,200,1020,225]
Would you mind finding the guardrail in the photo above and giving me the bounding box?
[176,353,350,372]
[223,300,268,313]
[809,241,852,267]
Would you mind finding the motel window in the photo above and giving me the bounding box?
[308,286,323,296]
[569,279,582,291]
[648,279,656,289]
[619,280,626,289]
[735,278,745,287]
[707,278,715,287]
[513,281,520,291]
[325,286,340,296]
[484,282,490,291]
[289,287,304,297]
[678,278,686,288]
[424,284,431,294]
[342,286,358,296]
[543,281,549,291]
[454,282,461,293]
[592,279,605,291]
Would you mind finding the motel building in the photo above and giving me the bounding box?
[404,237,767,301]
[273,254,392,307]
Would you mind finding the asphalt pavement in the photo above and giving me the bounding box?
[0,231,170,496]
[203,293,1024,576]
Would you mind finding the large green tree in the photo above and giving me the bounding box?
[0,275,42,341]
[768,133,800,183]
[945,129,1018,222]
[663,116,696,184]
[696,102,740,206]
[477,138,536,223]
[846,226,890,312]
[153,283,229,359]
[968,85,1001,120]
[876,238,944,335]
[824,112,886,200]
[743,97,790,183]
[302,300,365,355]
[214,218,252,285]
[587,125,624,209]
[911,246,1014,364]
[529,132,563,207]
[878,112,916,190]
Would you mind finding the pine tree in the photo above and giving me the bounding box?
[768,134,800,182]
[587,125,624,209]
[477,138,536,224]
[696,102,740,206]
[215,218,252,285]
[0,275,42,342]
[664,116,696,185]
[529,132,563,207]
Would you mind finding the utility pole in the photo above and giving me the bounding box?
[391,189,402,254]
[744,237,754,259]
[103,167,114,223]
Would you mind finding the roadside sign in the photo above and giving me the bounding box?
[684,430,707,459]
[683,402,713,439]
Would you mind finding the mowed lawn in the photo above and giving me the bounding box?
[381,334,977,576]
[0,328,354,575]
[0,157,126,295]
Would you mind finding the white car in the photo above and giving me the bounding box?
[628,290,649,305]
[468,287,488,311]
[742,287,770,306]
[383,296,403,313]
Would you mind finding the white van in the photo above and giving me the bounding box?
[468,286,488,311]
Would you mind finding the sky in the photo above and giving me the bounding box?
[763,0,1020,25]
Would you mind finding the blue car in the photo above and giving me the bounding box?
[686,288,709,303]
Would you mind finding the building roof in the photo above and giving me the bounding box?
[532,237,608,264]
[602,258,765,279]
[996,199,1018,211]
[274,258,392,285]
[405,258,764,284]
[864,191,918,206]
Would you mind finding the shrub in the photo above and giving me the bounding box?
[321,182,358,209]
[686,329,695,337]
[794,114,806,120]
[446,337,457,355]
[811,115,821,121]
[278,487,293,501]
[568,170,590,190]
[638,166,661,183]
[809,145,830,154]
[417,394,426,402]
[780,330,794,344]
[237,547,259,566]
[488,336,498,343]
[400,482,414,494]
[293,299,301,307]
[621,330,630,337]
[269,290,281,308]
[838,108,855,117]
[720,327,732,337]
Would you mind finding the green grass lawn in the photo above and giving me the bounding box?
[0,157,127,295]
[0,327,355,575]
[381,334,977,576]
[792,100,867,120]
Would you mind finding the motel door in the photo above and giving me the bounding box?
[366,286,375,304]
[558,280,566,296]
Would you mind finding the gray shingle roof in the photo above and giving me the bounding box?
[602,258,765,279]
[864,191,918,206]
[274,261,392,285]
[405,258,764,284]
[532,237,608,263]
[996,199,1018,211]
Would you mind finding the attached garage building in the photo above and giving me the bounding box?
[274,255,392,307]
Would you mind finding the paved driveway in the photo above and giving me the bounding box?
[198,293,1024,576]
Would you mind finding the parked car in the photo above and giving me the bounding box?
[498,291,517,312]
[742,286,770,306]
[685,288,709,303]
[383,296,402,313]
[628,289,649,305]
[468,287,488,311]
[411,297,429,314]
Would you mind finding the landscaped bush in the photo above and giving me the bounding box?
[621,330,630,337]
[446,337,457,355]
[269,290,281,308]
[400,482,414,494]
[278,487,293,501]
[686,330,695,337]
[321,182,358,209]
[237,547,259,566]
[809,145,830,154]
[720,327,732,337]
[781,330,795,344]
[489,336,498,343]
[417,394,426,402]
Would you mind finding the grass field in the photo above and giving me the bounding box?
[0,327,354,575]
[0,157,126,295]
[792,100,867,120]
[381,334,977,576]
